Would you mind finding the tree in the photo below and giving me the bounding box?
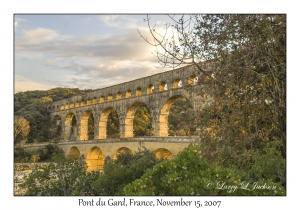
[14,88,91,143]
[39,96,53,106]
[123,145,285,196]
[88,114,94,140]
[14,117,30,146]
[168,97,196,136]
[107,110,120,138]
[19,154,100,196]
[91,148,161,195]
[133,104,152,136]
[140,15,286,169]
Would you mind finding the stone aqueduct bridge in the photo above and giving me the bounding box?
[24,137,199,171]
[48,64,213,170]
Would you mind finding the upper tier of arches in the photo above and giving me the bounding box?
[48,64,201,112]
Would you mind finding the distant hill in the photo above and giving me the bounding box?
[14,88,92,143]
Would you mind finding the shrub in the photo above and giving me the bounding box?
[92,148,161,195]
[20,154,100,196]
[124,145,285,196]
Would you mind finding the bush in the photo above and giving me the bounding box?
[124,145,285,196]
[246,140,286,186]
[14,148,31,163]
[91,148,161,195]
[20,154,100,196]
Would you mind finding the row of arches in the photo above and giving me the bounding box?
[67,146,174,171]
[49,76,198,112]
[56,102,151,140]
[52,95,196,139]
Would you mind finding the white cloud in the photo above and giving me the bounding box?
[99,15,120,27]
[98,15,141,29]
[16,28,71,50]
[23,28,59,43]
[16,27,155,62]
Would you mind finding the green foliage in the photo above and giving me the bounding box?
[124,145,285,196]
[88,114,94,140]
[243,140,286,186]
[14,117,30,146]
[133,104,152,136]
[106,110,120,138]
[14,88,91,143]
[91,148,161,195]
[168,97,197,136]
[14,144,64,163]
[142,15,286,188]
[14,148,32,163]
[38,144,64,162]
[20,154,100,196]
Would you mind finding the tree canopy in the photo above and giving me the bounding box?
[91,148,161,195]
[14,117,30,146]
[141,14,286,167]
[14,88,91,143]
[124,145,285,196]
[19,154,100,196]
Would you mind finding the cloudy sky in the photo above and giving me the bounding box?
[14,14,177,92]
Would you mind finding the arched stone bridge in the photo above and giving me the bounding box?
[48,64,213,140]
[58,137,198,171]
[47,64,213,170]
[22,136,199,171]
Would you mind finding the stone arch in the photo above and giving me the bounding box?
[113,147,132,160]
[173,79,182,88]
[116,92,122,100]
[51,115,62,132]
[159,95,197,136]
[98,107,118,139]
[188,75,196,86]
[100,96,105,103]
[75,101,79,108]
[147,84,154,94]
[86,147,105,171]
[107,94,113,102]
[159,95,183,136]
[92,97,97,104]
[86,99,91,105]
[135,87,142,96]
[56,105,60,111]
[67,146,80,159]
[70,102,74,109]
[65,103,69,110]
[80,100,85,107]
[154,148,174,160]
[159,82,167,91]
[64,112,77,140]
[124,101,151,138]
[79,110,94,140]
[52,115,62,126]
[126,90,132,98]
[60,104,65,111]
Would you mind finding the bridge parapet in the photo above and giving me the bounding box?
[57,136,200,145]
